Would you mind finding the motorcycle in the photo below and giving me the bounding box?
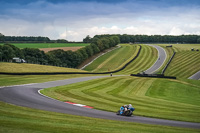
[116,107,134,116]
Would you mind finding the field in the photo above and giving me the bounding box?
[0,62,86,73]
[84,44,158,74]
[1,43,200,132]
[0,74,96,87]
[0,43,89,48]
[157,44,200,78]
[153,45,174,74]
[1,102,199,133]
[84,44,140,72]
[157,44,200,52]
[40,46,82,52]
[117,44,158,74]
[41,76,200,123]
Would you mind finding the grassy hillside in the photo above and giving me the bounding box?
[0,43,89,48]
[84,44,158,74]
[158,44,200,79]
[117,44,158,74]
[165,51,200,78]
[0,74,95,87]
[41,76,200,122]
[0,62,86,73]
[154,45,174,74]
[1,102,199,133]
[84,44,140,72]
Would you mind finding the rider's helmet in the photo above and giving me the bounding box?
[129,104,132,108]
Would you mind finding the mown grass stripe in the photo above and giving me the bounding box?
[42,76,200,122]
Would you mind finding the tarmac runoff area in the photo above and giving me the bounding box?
[188,71,200,80]
[0,76,200,129]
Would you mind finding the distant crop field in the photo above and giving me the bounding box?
[0,43,89,48]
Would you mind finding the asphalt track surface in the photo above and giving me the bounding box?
[144,44,167,74]
[0,76,200,129]
[188,70,200,80]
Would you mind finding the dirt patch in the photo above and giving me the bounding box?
[40,47,83,53]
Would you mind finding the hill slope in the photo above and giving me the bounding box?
[0,62,86,73]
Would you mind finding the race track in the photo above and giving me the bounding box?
[144,44,167,74]
[188,71,200,80]
[0,76,200,129]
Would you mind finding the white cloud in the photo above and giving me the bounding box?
[0,0,200,41]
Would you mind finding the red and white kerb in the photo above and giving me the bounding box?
[65,101,94,109]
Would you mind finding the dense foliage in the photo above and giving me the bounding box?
[0,36,120,68]
[94,34,200,43]
[0,33,69,43]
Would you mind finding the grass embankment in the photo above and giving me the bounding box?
[0,43,89,48]
[0,74,96,87]
[0,62,86,73]
[117,44,158,74]
[84,44,139,72]
[84,44,158,74]
[41,76,200,123]
[155,45,175,74]
[1,102,199,133]
[162,44,200,79]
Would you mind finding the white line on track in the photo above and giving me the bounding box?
[0,83,37,89]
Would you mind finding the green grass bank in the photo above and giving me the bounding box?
[41,76,200,123]
[0,102,199,133]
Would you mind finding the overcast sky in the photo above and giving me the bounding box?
[0,0,200,41]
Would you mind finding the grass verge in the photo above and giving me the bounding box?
[0,102,199,133]
[0,74,96,86]
[41,76,200,122]
[84,44,139,72]
[165,51,200,79]
[0,62,86,73]
[117,44,158,74]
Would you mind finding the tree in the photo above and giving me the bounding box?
[85,45,94,57]
[56,39,68,43]
[4,43,24,58]
[77,48,88,61]
[197,38,200,43]
[101,38,110,49]
[111,36,120,45]
[22,48,45,64]
[96,39,104,51]
[90,43,100,54]
[0,33,4,42]
[83,35,92,43]
[2,45,15,62]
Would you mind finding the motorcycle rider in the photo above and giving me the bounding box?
[120,104,134,115]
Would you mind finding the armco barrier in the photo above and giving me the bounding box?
[0,45,142,75]
[161,51,176,74]
[130,74,176,79]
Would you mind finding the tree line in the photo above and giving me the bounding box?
[86,34,200,44]
[0,36,120,68]
[0,33,71,43]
